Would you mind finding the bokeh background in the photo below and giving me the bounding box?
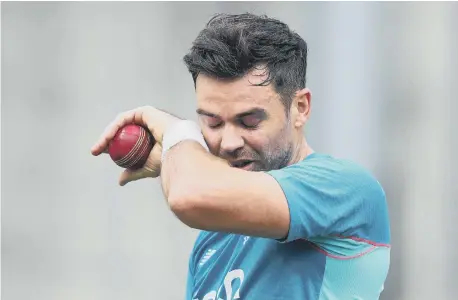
[2,1,457,299]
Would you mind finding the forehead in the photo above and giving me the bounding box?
[195,71,283,117]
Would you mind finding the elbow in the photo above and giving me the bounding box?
[168,190,196,219]
[167,183,205,229]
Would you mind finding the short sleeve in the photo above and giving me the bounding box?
[267,154,390,244]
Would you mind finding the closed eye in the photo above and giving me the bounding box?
[239,115,262,129]
[202,116,223,129]
[197,108,267,130]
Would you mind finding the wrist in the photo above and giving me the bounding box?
[161,120,209,161]
[144,106,181,142]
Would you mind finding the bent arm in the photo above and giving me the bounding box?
[161,141,290,239]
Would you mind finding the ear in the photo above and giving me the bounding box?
[290,88,312,128]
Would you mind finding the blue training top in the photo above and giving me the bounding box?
[185,153,391,300]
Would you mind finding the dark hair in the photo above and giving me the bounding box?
[183,13,308,109]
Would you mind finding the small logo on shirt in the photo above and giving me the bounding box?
[199,249,217,267]
[243,236,250,245]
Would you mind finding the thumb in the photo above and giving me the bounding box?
[119,168,150,186]
[118,143,162,186]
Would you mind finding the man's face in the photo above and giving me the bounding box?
[195,71,296,172]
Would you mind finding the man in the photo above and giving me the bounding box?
[91,13,390,300]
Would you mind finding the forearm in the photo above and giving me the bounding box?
[160,140,289,238]
[161,141,226,202]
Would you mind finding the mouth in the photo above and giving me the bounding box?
[230,160,255,170]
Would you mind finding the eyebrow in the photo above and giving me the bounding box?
[196,109,219,118]
[196,108,268,120]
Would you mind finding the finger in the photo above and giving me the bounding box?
[119,142,162,186]
[90,147,108,156]
[144,143,163,178]
[91,110,138,156]
[91,112,133,156]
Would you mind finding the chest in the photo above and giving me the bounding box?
[191,233,323,300]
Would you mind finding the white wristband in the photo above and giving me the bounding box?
[161,120,209,162]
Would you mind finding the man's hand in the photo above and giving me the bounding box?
[90,106,180,186]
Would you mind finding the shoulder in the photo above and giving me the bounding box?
[268,153,390,242]
[269,153,386,200]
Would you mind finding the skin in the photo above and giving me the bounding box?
[91,68,313,239]
[196,71,299,172]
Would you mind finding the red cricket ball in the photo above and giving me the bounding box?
[108,124,155,169]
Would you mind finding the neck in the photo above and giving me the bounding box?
[289,136,313,166]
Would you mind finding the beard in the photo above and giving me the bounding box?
[257,141,294,171]
[218,138,294,172]
[217,118,295,172]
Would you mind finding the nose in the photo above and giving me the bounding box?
[220,125,244,154]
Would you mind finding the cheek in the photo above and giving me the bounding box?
[243,130,271,152]
[201,129,221,154]
[258,124,292,151]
